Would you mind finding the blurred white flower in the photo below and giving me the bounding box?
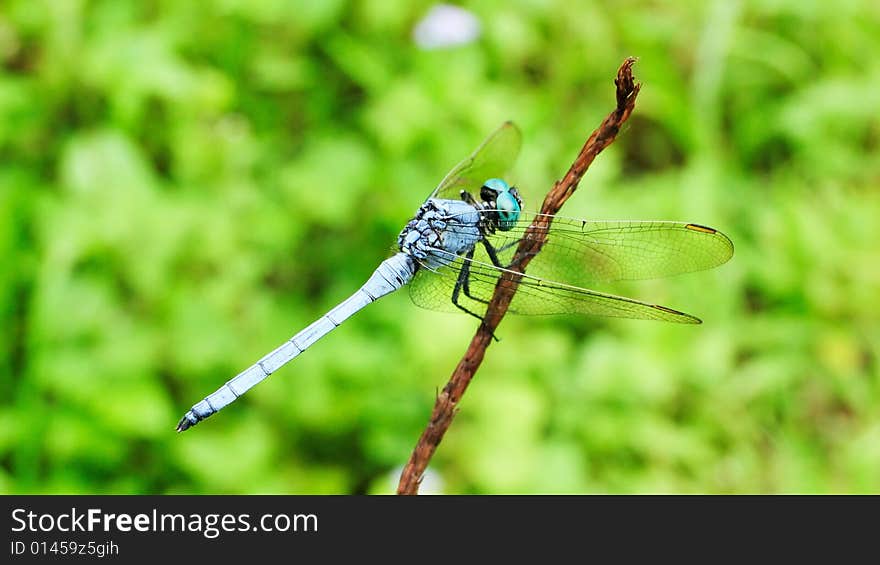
[413,4,481,50]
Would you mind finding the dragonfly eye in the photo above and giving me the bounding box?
[480,178,509,203]
[495,190,520,231]
[480,178,520,231]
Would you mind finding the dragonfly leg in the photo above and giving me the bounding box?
[480,239,505,268]
[452,249,501,342]
[495,239,520,255]
[451,249,487,319]
[460,248,492,307]
[459,240,515,306]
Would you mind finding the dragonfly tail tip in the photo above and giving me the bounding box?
[176,417,193,433]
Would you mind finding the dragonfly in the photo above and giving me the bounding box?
[177,121,734,431]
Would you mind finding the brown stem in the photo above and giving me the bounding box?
[396,57,642,495]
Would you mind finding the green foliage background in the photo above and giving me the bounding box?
[2,0,879,494]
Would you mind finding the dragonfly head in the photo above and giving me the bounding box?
[480,178,521,231]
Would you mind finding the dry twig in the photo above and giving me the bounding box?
[397,57,642,495]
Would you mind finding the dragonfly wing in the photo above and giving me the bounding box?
[408,247,702,323]
[408,261,471,314]
[476,216,734,286]
[430,122,523,200]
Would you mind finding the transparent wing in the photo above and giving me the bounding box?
[408,248,703,324]
[438,212,734,287]
[430,121,523,200]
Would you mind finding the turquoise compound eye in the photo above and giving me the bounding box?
[483,178,509,193]
[496,190,520,231]
[481,178,520,231]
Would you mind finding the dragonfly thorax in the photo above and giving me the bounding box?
[397,199,483,271]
